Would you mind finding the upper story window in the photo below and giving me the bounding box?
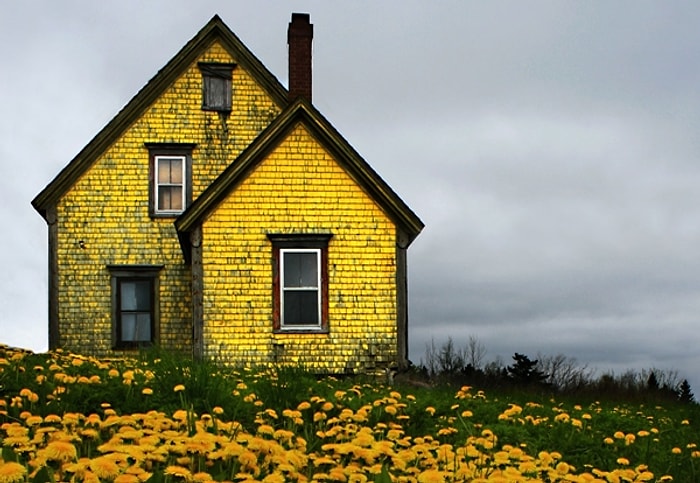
[268,233,333,332]
[198,62,236,112]
[146,143,196,217]
[156,156,185,213]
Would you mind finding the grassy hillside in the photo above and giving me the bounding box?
[1,344,698,482]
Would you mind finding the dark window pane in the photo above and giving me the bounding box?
[120,280,151,311]
[283,252,318,288]
[121,313,151,342]
[284,290,319,325]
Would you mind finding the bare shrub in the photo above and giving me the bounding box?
[536,353,593,392]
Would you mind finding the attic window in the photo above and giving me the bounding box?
[198,62,236,112]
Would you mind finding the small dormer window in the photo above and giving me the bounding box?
[198,62,236,112]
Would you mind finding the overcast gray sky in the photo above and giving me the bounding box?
[2,1,700,390]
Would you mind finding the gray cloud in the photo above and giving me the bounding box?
[2,1,700,391]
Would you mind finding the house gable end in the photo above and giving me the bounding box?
[32,15,289,218]
[176,99,424,254]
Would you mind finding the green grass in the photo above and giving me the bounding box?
[1,344,699,482]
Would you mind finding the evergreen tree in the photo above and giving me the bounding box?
[678,379,695,404]
[507,353,548,386]
[647,371,660,391]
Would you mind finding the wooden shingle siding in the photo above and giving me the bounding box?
[201,125,398,372]
[53,42,280,357]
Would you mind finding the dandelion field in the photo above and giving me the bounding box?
[1,345,698,482]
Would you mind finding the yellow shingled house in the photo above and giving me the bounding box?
[32,14,423,373]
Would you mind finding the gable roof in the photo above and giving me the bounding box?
[32,15,289,219]
[175,98,424,255]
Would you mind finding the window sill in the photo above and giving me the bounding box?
[150,212,183,219]
[274,328,329,335]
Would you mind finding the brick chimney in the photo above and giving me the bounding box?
[288,13,313,102]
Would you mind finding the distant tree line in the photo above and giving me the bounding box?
[407,336,695,404]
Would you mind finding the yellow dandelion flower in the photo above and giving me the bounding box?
[385,405,397,416]
[165,465,192,481]
[297,401,311,411]
[44,414,62,424]
[672,447,682,454]
[604,437,614,445]
[90,456,121,480]
[681,420,690,425]
[26,415,44,426]
[625,433,636,445]
[692,451,700,458]
[425,407,436,416]
[658,476,673,482]
[617,457,630,465]
[173,409,188,420]
[212,406,224,415]
[42,440,77,462]
[114,474,141,483]
[554,413,570,423]
[173,384,185,392]
[613,431,625,439]
[555,462,570,474]
[141,388,153,396]
[0,461,27,483]
[238,450,258,468]
[417,469,446,483]
[262,473,286,483]
[322,401,334,412]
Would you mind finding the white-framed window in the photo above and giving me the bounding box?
[280,248,321,328]
[145,143,195,217]
[155,155,185,214]
[267,233,332,332]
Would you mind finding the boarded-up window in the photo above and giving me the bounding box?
[198,62,236,112]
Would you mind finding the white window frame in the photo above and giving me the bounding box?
[280,248,322,330]
[154,155,186,215]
